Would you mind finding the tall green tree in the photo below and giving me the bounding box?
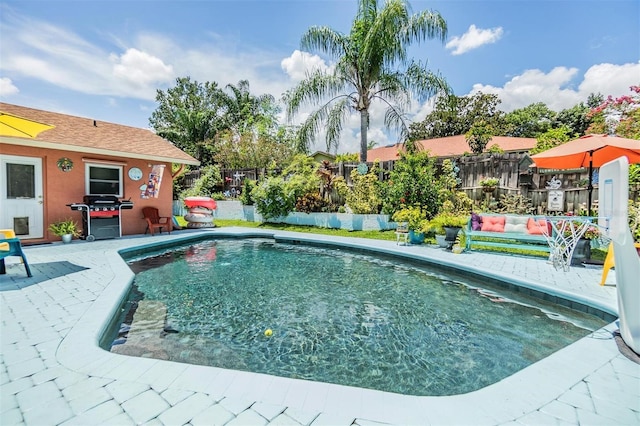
[409,92,504,140]
[285,0,449,162]
[220,80,279,136]
[553,103,591,137]
[503,102,556,138]
[465,120,494,154]
[149,77,227,165]
[529,125,573,155]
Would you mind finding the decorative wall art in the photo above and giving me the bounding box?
[56,157,73,172]
[141,164,165,199]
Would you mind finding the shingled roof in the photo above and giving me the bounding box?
[368,135,537,162]
[0,103,199,165]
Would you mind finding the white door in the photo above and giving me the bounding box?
[0,155,44,239]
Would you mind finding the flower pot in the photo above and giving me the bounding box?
[435,234,449,248]
[482,186,496,193]
[444,226,461,242]
[61,234,73,244]
[408,230,425,245]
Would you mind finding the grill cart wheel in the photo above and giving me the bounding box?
[86,234,95,242]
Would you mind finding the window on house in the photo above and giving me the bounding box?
[85,163,123,197]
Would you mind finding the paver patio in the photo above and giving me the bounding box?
[1,228,638,425]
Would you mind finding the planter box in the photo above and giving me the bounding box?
[212,200,245,220]
[206,201,394,231]
[272,212,394,231]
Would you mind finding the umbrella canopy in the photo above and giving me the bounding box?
[530,134,640,168]
[0,111,54,138]
[531,134,640,215]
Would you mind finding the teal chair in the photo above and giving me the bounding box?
[0,229,32,277]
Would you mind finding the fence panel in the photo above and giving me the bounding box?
[181,153,638,213]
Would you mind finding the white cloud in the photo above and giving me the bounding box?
[468,62,640,112]
[446,24,504,56]
[281,50,330,82]
[578,62,640,99]
[111,48,174,87]
[0,77,19,96]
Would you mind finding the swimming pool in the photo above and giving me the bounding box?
[111,237,608,396]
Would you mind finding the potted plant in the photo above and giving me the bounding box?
[49,219,80,243]
[431,210,469,249]
[425,215,448,248]
[392,206,429,244]
[479,177,499,193]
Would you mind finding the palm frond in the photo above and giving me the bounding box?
[405,61,451,102]
[284,70,347,119]
[373,71,412,110]
[301,26,348,59]
[325,99,351,152]
[373,95,410,144]
[404,10,448,44]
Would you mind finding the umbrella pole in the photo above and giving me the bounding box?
[587,151,594,216]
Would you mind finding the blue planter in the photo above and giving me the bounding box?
[408,230,425,244]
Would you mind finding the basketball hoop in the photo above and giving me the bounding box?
[536,216,599,271]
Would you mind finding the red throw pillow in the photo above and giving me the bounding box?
[480,216,505,232]
[527,218,550,235]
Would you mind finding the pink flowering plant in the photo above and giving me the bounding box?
[560,221,600,240]
[583,225,600,240]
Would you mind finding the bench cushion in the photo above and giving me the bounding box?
[504,215,529,233]
[527,218,549,235]
[481,215,505,232]
[471,212,483,231]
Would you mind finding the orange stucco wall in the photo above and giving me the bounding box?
[1,144,175,243]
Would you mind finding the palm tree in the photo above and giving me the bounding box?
[285,0,450,162]
[221,80,278,136]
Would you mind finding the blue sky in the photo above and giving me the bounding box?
[1,0,638,154]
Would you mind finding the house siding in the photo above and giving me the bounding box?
[1,143,174,242]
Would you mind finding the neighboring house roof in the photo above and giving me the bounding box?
[310,151,336,162]
[367,135,537,162]
[0,103,200,165]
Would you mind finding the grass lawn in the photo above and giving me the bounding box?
[207,218,399,242]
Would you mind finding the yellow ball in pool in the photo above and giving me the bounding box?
[264,329,273,337]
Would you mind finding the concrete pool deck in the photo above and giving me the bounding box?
[1,228,638,425]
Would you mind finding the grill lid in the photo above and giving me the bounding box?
[83,195,121,205]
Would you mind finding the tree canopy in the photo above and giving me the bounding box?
[409,92,503,140]
[150,77,300,168]
[284,0,450,162]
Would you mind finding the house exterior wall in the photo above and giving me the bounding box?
[1,143,174,242]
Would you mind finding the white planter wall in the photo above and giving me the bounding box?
[176,200,394,231]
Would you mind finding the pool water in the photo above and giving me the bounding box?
[116,238,607,396]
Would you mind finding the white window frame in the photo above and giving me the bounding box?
[85,162,123,197]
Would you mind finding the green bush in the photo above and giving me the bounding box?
[391,205,428,231]
[498,194,533,215]
[252,177,295,220]
[240,179,256,205]
[379,151,440,218]
[295,193,328,213]
[346,167,382,214]
[180,165,222,199]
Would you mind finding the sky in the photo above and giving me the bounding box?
[1,0,639,154]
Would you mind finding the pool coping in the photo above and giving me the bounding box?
[53,228,624,424]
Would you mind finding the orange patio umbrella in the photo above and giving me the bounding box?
[0,111,54,138]
[531,134,640,215]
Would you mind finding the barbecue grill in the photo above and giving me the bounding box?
[67,195,134,241]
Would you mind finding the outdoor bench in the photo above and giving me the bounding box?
[465,213,551,255]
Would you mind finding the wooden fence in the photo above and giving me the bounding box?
[182,153,639,214]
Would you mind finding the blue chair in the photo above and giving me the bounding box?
[0,229,32,277]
